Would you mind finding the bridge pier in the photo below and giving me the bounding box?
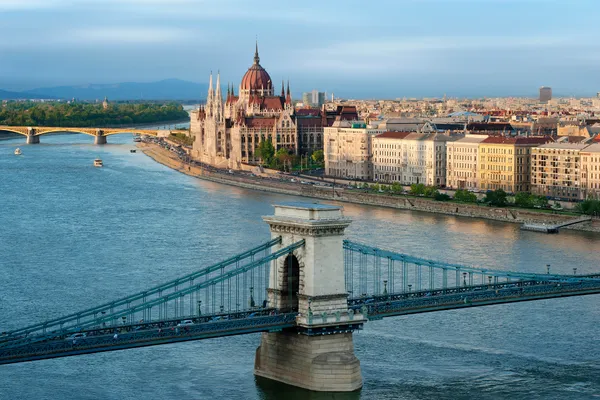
[26,135,40,144]
[94,135,107,145]
[255,203,365,392]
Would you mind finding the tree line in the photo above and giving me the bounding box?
[0,101,189,127]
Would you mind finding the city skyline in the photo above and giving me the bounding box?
[0,0,599,98]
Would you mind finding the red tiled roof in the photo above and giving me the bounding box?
[594,135,600,142]
[245,117,276,128]
[375,131,412,139]
[296,118,322,128]
[258,96,284,110]
[481,136,551,145]
[295,108,321,117]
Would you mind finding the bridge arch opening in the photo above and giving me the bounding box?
[281,254,300,311]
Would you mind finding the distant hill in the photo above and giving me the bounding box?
[13,79,207,101]
[0,89,54,100]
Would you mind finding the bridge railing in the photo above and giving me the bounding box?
[350,278,600,319]
[343,240,597,300]
[0,237,285,347]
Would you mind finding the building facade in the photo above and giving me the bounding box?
[302,90,326,108]
[191,44,296,168]
[580,143,600,200]
[530,143,588,200]
[446,134,488,190]
[372,132,454,186]
[479,137,550,193]
[539,86,552,102]
[324,122,385,180]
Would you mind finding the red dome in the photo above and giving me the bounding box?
[240,43,272,91]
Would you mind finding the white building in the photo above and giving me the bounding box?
[446,134,488,190]
[580,143,600,200]
[372,132,455,186]
[324,121,385,180]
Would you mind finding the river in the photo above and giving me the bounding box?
[0,133,599,400]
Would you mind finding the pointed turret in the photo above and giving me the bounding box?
[215,71,222,102]
[285,80,292,104]
[254,39,260,65]
[281,80,285,97]
[207,71,214,104]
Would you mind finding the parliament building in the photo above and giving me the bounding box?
[190,43,357,169]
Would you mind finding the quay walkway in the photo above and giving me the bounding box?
[521,216,592,233]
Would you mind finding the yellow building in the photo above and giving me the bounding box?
[479,137,549,193]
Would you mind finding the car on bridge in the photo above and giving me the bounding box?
[65,333,86,341]
[177,320,194,327]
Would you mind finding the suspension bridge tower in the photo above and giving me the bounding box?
[255,202,366,392]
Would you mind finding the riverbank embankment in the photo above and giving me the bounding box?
[138,142,600,233]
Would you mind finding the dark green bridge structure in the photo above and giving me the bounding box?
[1,203,598,392]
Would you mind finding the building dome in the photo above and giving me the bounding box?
[240,43,273,92]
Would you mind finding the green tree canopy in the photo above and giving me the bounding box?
[454,189,478,203]
[311,149,324,164]
[256,140,275,165]
[575,199,600,216]
[483,189,508,207]
[0,101,188,127]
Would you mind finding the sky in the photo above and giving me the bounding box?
[0,0,599,98]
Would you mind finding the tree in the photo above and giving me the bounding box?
[514,192,533,208]
[273,148,294,170]
[311,150,324,164]
[423,186,438,198]
[435,192,451,201]
[391,182,403,194]
[484,189,508,207]
[256,140,275,165]
[454,189,477,203]
[410,183,426,196]
[575,199,600,216]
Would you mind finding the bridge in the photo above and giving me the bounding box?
[0,125,164,144]
[1,203,599,392]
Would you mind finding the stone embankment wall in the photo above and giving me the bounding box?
[139,143,600,233]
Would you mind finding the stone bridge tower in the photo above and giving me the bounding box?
[254,202,365,392]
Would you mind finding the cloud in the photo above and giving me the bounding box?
[288,35,598,74]
[0,0,197,9]
[69,27,189,44]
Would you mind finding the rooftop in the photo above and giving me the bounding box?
[536,143,590,150]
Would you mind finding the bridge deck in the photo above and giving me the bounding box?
[2,278,599,365]
[0,312,297,365]
[351,279,600,319]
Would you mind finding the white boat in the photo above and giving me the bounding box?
[14,148,22,155]
[94,158,103,167]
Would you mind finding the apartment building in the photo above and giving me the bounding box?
[530,143,588,200]
[479,137,550,193]
[446,134,488,190]
[372,132,455,186]
[580,143,600,200]
[324,121,385,180]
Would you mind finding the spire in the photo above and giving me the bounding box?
[286,80,291,104]
[207,71,214,101]
[253,39,260,65]
[281,80,285,97]
[215,71,222,101]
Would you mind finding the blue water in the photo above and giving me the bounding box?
[0,134,599,399]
